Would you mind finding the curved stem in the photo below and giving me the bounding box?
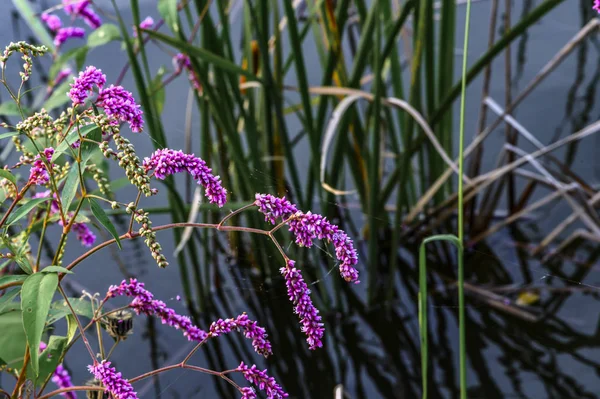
[37,386,104,399]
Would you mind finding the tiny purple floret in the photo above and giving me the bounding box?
[28,148,54,186]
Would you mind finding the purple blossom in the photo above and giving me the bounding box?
[209,314,272,357]
[595,0,600,13]
[68,66,106,105]
[143,149,227,207]
[28,147,54,185]
[63,0,90,15]
[237,362,288,399]
[79,7,102,29]
[72,222,96,247]
[172,53,202,92]
[88,360,137,399]
[54,27,85,47]
[139,16,154,30]
[97,85,144,133]
[255,194,360,283]
[280,259,324,349]
[39,342,76,399]
[41,13,62,32]
[240,387,257,399]
[107,279,209,342]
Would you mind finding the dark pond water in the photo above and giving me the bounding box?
[2,1,600,398]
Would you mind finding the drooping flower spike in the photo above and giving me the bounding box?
[237,362,288,399]
[594,0,600,13]
[107,279,273,357]
[54,27,85,47]
[255,193,360,283]
[88,360,137,399]
[143,149,227,207]
[28,147,55,186]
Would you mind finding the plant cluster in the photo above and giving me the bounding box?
[0,41,359,399]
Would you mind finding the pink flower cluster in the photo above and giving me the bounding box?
[209,314,272,357]
[68,66,144,133]
[28,147,55,185]
[255,194,360,283]
[237,362,288,399]
[143,149,227,207]
[281,260,324,349]
[88,360,137,399]
[42,1,102,48]
[595,0,600,13]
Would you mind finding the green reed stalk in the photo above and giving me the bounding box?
[419,0,470,398]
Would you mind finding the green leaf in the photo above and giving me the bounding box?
[143,29,262,82]
[53,124,99,161]
[0,131,19,140]
[21,273,58,376]
[80,125,102,166]
[41,266,73,275]
[29,335,68,387]
[150,66,166,115]
[49,47,88,81]
[0,102,25,116]
[14,256,33,275]
[66,315,77,343]
[46,297,93,325]
[88,23,122,47]
[0,288,21,314]
[0,274,27,286]
[158,0,179,34]
[5,198,51,227]
[0,310,27,369]
[0,169,17,186]
[60,166,80,214]
[41,80,73,112]
[11,0,56,51]
[88,198,122,249]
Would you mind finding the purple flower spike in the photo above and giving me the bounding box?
[69,66,106,105]
[80,7,102,29]
[42,13,62,32]
[97,85,144,133]
[281,260,324,349]
[29,147,54,185]
[595,0,600,13]
[172,53,202,92]
[88,360,137,399]
[63,0,90,15]
[107,279,209,342]
[39,342,76,399]
[209,314,272,357]
[139,16,154,30]
[143,149,227,207]
[237,362,288,399]
[240,387,257,399]
[73,222,96,247]
[54,27,85,47]
[254,194,360,284]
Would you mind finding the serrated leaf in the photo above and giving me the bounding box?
[5,198,51,227]
[21,272,58,376]
[46,297,93,325]
[41,80,72,112]
[0,131,19,140]
[11,0,56,51]
[0,288,21,314]
[87,24,121,47]
[41,266,73,275]
[158,0,179,34]
[88,198,122,249]
[61,166,80,214]
[0,310,27,369]
[0,169,16,186]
